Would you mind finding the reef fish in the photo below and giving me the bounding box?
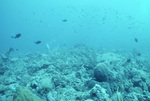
[62,19,67,22]
[12,33,21,39]
[35,41,41,44]
[134,38,138,43]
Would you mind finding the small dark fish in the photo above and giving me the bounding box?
[12,33,21,39]
[62,19,67,22]
[126,59,131,63]
[35,41,41,44]
[134,38,138,43]
[137,53,141,56]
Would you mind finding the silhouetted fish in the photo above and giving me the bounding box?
[62,19,67,22]
[134,38,138,42]
[35,41,41,44]
[12,33,21,39]
[126,59,131,63]
[137,53,141,56]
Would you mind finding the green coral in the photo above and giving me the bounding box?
[13,87,44,101]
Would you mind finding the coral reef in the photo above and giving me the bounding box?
[0,45,150,100]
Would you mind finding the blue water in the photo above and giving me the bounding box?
[0,0,150,53]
